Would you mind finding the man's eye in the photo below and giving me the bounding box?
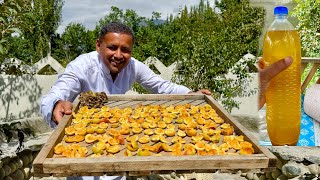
[107,46,117,51]
[121,48,131,53]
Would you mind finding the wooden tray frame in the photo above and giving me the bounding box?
[33,94,277,177]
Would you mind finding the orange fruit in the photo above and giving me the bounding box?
[95,128,106,134]
[85,134,96,144]
[138,135,150,144]
[64,136,75,143]
[65,126,76,136]
[75,128,86,136]
[74,135,85,142]
[98,122,108,129]
[86,127,95,134]
[54,143,65,155]
[239,146,254,155]
[107,145,120,154]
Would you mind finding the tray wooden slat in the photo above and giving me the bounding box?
[34,94,277,176]
[43,155,269,175]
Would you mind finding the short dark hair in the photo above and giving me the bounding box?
[99,22,135,44]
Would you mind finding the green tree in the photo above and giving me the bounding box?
[292,0,320,57]
[134,0,264,111]
[96,6,145,35]
[51,23,95,65]
[0,0,31,58]
[1,0,63,66]
[292,0,320,88]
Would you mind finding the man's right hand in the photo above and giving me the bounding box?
[258,57,293,109]
[53,100,73,124]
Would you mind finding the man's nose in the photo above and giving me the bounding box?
[114,49,123,59]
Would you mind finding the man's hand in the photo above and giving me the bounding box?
[258,57,293,109]
[53,100,73,124]
[188,89,212,95]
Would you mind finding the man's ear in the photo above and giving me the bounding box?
[96,39,101,52]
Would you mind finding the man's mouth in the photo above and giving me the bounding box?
[111,59,124,65]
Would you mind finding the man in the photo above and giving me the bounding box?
[40,22,211,128]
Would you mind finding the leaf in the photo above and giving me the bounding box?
[0,39,6,43]
[8,28,22,35]
[0,17,6,23]
[6,4,19,14]
[0,44,5,54]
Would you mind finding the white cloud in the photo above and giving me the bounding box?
[57,0,215,34]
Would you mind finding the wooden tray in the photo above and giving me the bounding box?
[33,94,277,177]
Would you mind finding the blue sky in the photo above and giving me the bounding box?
[57,0,215,34]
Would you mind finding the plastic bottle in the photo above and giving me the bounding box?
[263,6,301,146]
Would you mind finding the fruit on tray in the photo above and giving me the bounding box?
[56,104,255,157]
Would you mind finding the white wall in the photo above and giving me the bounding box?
[0,75,58,122]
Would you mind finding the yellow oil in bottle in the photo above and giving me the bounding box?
[263,30,301,146]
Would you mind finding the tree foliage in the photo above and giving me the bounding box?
[0,0,63,65]
[292,0,320,57]
[292,0,320,87]
[132,0,265,111]
[0,0,31,57]
[51,23,96,66]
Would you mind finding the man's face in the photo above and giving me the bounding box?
[96,32,133,75]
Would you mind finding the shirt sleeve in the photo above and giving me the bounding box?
[40,63,82,128]
[135,60,191,94]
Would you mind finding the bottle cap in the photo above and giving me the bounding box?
[274,6,288,15]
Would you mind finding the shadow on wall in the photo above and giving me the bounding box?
[0,75,43,122]
[0,55,64,123]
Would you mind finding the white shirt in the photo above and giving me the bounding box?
[40,51,191,128]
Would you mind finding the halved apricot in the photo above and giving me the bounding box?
[74,123,87,130]
[178,124,187,131]
[98,122,108,129]
[138,135,150,144]
[165,129,175,137]
[157,121,167,129]
[163,117,173,124]
[75,128,86,136]
[92,144,104,155]
[144,129,154,135]
[239,146,254,155]
[221,126,234,136]
[85,134,97,144]
[194,141,205,151]
[119,127,130,135]
[95,128,106,134]
[186,128,197,137]
[107,145,120,154]
[132,127,142,134]
[137,148,151,156]
[240,141,253,148]
[64,136,75,143]
[96,134,110,143]
[54,143,65,155]
[141,122,150,129]
[74,135,85,142]
[154,128,165,135]
[159,135,167,143]
[65,126,76,136]
[108,128,119,136]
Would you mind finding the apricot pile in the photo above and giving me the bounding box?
[54,104,254,157]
